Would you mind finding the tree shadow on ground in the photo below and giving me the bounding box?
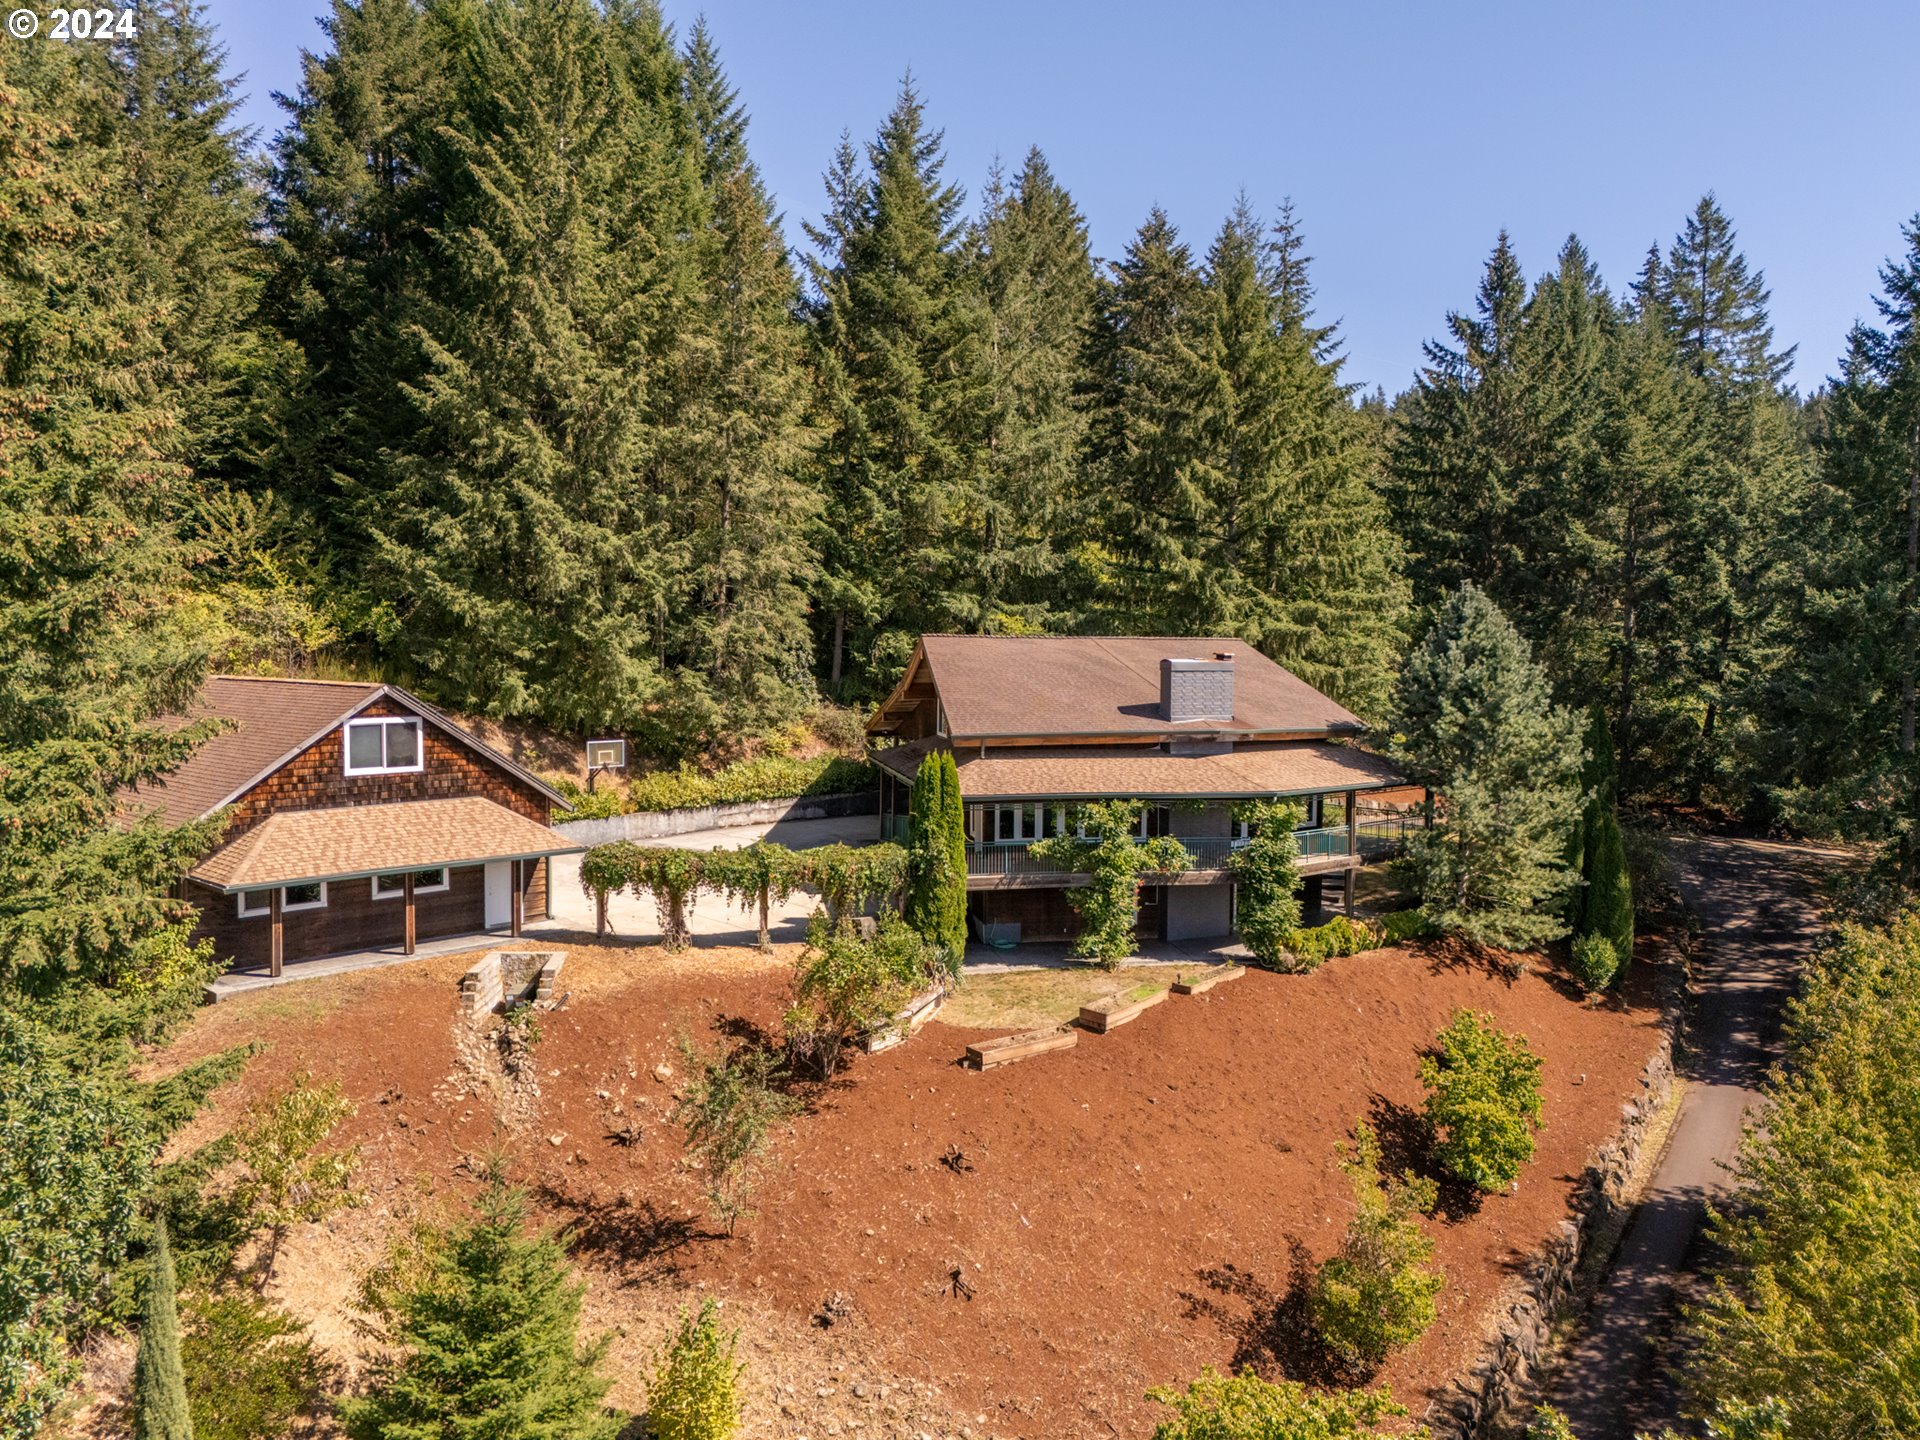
[1176,1240,1347,1387]
[1364,1091,1483,1223]
[538,1184,722,1284]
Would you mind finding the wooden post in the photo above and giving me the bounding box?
[269,888,284,977]
[510,859,523,938]
[1423,787,1434,829]
[595,886,607,938]
[1345,790,1358,856]
[403,871,416,956]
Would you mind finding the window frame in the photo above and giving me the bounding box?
[237,882,328,918]
[343,716,425,776]
[371,868,450,901]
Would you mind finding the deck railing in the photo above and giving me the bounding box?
[963,817,1416,880]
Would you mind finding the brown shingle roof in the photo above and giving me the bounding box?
[129,678,383,827]
[190,796,581,892]
[123,676,567,826]
[875,740,1403,801]
[877,636,1363,739]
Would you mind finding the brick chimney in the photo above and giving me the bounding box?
[1160,654,1235,723]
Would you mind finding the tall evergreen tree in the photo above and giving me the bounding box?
[1654,196,1808,800]
[902,751,967,965]
[1390,585,1584,949]
[0,36,220,990]
[804,76,972,692]
[116,0,274,485]
[1091,200,1407,716]
[669,19,819,736]
[264,0,453,569]
[362,0,705,732]
[1388,232,1537,607]
[343,1177,618,1440]
[1769,216,1920,869]
[133,1220,192,1440]
[949,147,1096,632]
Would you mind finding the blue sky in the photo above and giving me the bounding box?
[205,0,1919,397]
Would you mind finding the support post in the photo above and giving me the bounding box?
[1345,790,1358,857]
[510,859,523,938]
[403,872,416,955]
[269,888,284,977]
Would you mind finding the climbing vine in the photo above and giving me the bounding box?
[1030,800,1190,967]
[579,841,909,950]
[1228,799,1306,968]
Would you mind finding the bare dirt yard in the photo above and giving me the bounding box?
[146,934,1667,1439]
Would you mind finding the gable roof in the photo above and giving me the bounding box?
[868,636,1363,740]
[125,677,569,827]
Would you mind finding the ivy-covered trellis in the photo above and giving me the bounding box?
[1029,800,1190,967]
[579,840,909,952]
[1227,799,1305,968]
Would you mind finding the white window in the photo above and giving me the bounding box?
[344,717,423,775]
[372,868,449,900]
[237,882,328,918]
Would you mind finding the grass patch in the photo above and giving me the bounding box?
[943,968,1176,1031]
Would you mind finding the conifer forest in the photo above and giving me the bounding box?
[5,1,1920,1438]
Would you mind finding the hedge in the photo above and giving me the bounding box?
[554,756,875,819]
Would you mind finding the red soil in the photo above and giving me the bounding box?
[157,938,1665,1439]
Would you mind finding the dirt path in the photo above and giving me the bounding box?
[1548,836,1838,1438]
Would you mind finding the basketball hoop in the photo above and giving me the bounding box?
[585,738,627,793]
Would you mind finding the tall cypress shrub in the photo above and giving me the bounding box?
[1572,708,1634,977]
[935,752,969,964]
[133,1219,193,1440]
[903,752,967,967]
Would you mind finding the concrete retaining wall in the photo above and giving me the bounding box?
[553,788,879,847]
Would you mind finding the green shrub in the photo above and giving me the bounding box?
[342,1179,616,1440]
[672,1041,802,1234]
[627,756,875,813]
[1146,1367,1424,1439]
[1419,1011,1545,1192]
[183,1290,327,1440]
[1570,932,1623,993]
[786,916,946,1078]
[647,1300,743,1440]
[548,776,629,820]
[1311,1123,1442,1371]
[1377,908,1439,944]
[1280,915,1380,969]
[1525,1407,1578,1440]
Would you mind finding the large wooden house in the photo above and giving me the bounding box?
[867,636,1415,947]
[125,677,581,976]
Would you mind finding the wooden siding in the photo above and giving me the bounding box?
[190,858,549,971]
[218,696,556,840]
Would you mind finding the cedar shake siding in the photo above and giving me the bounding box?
[219,696,555,837]
[127,677,578,974]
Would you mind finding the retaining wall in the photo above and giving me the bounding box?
[1435,943,1691,1438]
[459,949,566,1018]
[552,788,879,846]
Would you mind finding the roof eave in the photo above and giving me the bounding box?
[193,843,586,895]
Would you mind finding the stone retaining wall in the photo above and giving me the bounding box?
[1436,940,1691,1439]
[552,788,879,846]
[459,949,566,1018]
